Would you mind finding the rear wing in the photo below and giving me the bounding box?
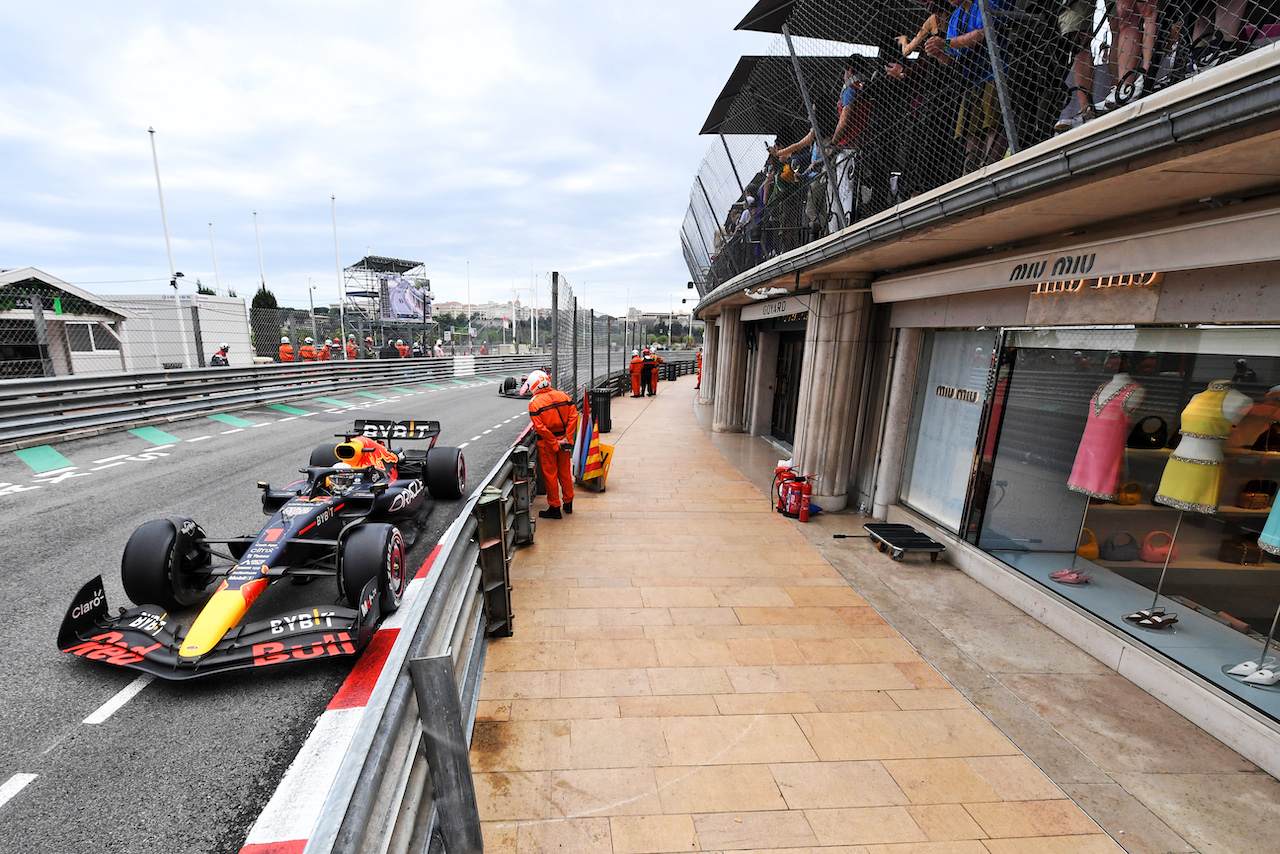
[351,419,441,442]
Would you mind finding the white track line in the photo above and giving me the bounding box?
[220,428,244,434]
[458,442,470,448]
[0,774,37,810]
[93,454,131,464]
[482,429,492,435]
[83,675,154,725]
[276,417,296,422]
[250,422,271,428]
[470,435,482,441]
[150,444,176,450]
[301,412,317,417]
[187,436,212,442]
[492,424,502,429]
[90,462,128,471]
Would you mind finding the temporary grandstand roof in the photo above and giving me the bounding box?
[0,267,135,321]
[736,0,931,50]
[700,53,880,138]
[344,256,425,275]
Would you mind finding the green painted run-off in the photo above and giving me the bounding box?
[130,426,181,445]
[314,397,352,407]
[267,404,311,416]
[13,445,73,473]
[352,391,384,400]
[207,413,256,429]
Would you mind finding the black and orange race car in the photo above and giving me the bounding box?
[57,419,465,680]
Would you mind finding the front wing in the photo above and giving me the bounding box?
[57,576,384,680]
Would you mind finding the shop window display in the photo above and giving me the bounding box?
[899,329,999,532]
[962,326,1280,719]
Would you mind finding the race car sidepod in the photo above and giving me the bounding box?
[58,574,385,680]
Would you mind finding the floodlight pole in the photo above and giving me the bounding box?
[332,195,346,341]
[782,23,847,231]
[148,127,188,369]
[208,223,222,295]
[253,210,266,288]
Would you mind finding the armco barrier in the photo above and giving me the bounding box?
[0,356,549,449]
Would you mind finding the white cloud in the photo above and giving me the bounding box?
[0,0,775,316]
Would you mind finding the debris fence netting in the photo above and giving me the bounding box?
[684,0,1278,296]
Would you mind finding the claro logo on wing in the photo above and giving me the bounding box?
[252,632,356,665]
[70,587,107,619]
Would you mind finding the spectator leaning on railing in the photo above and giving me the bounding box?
[1054,1,1099,132]
[829,57,874,227]
[926,0,1010,175]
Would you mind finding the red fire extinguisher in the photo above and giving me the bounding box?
[772,467,813,522]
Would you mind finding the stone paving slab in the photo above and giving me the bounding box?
[470,378,1121,853]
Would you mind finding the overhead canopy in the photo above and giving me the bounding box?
[346,255,424,275]
[736,0,932,50]
[700,54,881,139]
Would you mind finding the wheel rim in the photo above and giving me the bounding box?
[455,455,466,496]
[387,533,406,599]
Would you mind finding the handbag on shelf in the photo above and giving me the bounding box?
[1218,534,1265,565]
[1251,422,1280,452]
[1099,531,1140,561]
[1239,479,1279,510]
[1126,415,1168,449]
[1138,531,1178,563]
[1115,482,1142,505]
[1077,528,1099,560]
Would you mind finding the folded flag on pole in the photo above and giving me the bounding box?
[581,417,604,481]
[571,395,589,479]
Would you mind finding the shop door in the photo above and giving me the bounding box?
[771,332,805,443]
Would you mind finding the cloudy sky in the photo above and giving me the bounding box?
[1,1,777,317]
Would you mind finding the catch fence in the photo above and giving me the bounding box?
[684,0,1279,294]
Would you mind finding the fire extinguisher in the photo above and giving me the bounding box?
[772,467,813,522]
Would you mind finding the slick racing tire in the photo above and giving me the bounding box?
[425,446,466,500]
[309,442,342,467]
[500,376,518,395]
[121,517,213,610]
[339,523,406,614]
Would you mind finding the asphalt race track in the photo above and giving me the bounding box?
[0,377,531,854]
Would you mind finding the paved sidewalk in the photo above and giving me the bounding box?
[471,377,1123,853]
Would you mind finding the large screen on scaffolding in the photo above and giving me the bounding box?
[378,274,432,321]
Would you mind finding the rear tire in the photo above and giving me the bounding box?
[309,442,341,467]
[121,517,213,610]
[339,523,406,614]
[500,376,517,394]
[425,446,465,500]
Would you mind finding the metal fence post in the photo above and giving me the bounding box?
[572,297,579,400]
[30,295,55,377]
[782,22,847,232]
[190,304,206,367]
[589,309,595,389]
[976,0,1021,155]
[550,271,559,387]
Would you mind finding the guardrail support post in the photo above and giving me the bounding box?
[408,653,484,854]
[474,485,514,637]
[512,445,535,546]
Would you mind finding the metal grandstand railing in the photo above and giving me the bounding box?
[683,0,1280,295]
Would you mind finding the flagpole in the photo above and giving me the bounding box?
[148,127,187,369]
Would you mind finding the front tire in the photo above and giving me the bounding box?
[121,517,213,610]
[339,523,406,614]
[425,446,466,500]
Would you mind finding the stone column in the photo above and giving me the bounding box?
[791,282,872,511]
[711,305,747,433]
[698,316,717,406]
[873,327,922,519]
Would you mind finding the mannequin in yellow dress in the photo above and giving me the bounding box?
[1153,380,1253,514]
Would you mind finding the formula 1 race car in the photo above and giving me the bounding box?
[497,374,534,399]
[58,419,466,680]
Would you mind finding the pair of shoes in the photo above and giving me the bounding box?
[1228,657,1276,676]
[1049,566,1078,580]
[1137,612,1178,628]
[1243,667,1280,686]
[1124,607,1163,622]
[1097,74,1146,111]
[563,500,573,515]
[1052,570,1092,585]
[538,506,562,519]
[1054,104,1096,133]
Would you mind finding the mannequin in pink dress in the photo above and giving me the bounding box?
[1068,372,1146,500]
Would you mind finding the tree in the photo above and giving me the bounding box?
[252,284,278,310]
[196,279,215,296]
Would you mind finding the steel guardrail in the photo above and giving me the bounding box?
[303,425,538,854]
[0,356,549,449]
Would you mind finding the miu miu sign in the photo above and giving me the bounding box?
[1031,271,1163,295]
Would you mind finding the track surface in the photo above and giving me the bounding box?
[0,377,530,854]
